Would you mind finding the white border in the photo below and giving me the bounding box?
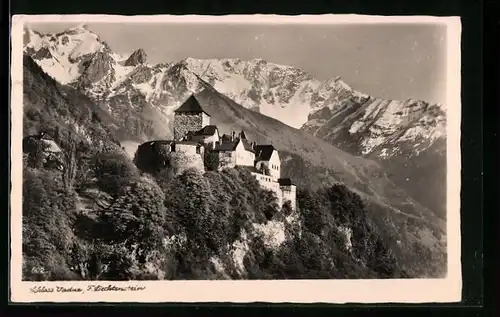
[10,14,462,303]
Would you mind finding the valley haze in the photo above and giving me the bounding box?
[10,14,462,304]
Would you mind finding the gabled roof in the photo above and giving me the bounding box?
[174,94,210,115]
[254,145,276,161]
[193,125,218,136]
[220,134,233,142]
[241,138,255,153]
[215,138,255,153]
[41,139,62,153]
[24,134,62,153]
[239,165,260,174]
[214,140,237,152]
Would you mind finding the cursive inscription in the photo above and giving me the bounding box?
[87,284,146,292]
[29,284,146,294]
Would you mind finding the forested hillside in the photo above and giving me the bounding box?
[21,54,445,280]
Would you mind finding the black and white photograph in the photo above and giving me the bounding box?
[10,14,462,303]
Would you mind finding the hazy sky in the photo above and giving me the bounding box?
[28,22,447,104]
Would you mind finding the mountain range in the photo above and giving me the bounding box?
[23,24,447,218]
[21,24,447,276]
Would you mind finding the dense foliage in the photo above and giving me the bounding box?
[21,54,445,281]
[23,139,434,280]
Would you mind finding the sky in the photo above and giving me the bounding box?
[28,22,448,104]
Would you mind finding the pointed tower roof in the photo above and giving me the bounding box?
[174,94,210,115]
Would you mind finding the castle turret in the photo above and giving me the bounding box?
[173,94,211,141]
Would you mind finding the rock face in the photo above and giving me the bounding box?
[77,51,115,89]
[124,49,147,67]
[302,96,447,218]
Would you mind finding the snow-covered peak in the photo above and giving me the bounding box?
[23,25,109,84]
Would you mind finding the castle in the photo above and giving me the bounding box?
[140,93,297,210]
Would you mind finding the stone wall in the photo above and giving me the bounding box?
[281,185,297,210]
[176,143,204,156]
[252,172,283,206]
[135,141,204,175]
[170,152,205,175]
[218,151,236,170]
[174,113,203,141]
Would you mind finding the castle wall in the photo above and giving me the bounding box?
[251,172,283,206]
[190,132,219,149]
[202,113,211,127]
[268,151,281,182]
[176,143,204,156]
[280,185,297,210]
[234,141,255,166]
[174,112,203,141]
[135,141,204,175]
[170,152,205,175]
[255,151,281,182]
[218,151,236,170]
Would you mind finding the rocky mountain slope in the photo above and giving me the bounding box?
[23,25,447,218]
[22,25,446,248]
[22,54,123,152]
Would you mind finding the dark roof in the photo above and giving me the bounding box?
[239,165,260,174]
[214,140,237,152]
[254,145,275,161]
[278,178,294,186]
[38,132,55,141]
[193,125,218,136]
[241,139,255,153]
[214,138,255,153]
[24,134,62,153]
[174,94,209,115]
[240,130,247,139]
[220,134,233,142]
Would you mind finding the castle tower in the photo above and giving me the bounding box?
[173,94,211,141]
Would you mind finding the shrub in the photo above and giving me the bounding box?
[22,168,78,280]
[92,151,139,195]
[203,150,220,171]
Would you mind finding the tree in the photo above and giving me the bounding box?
[22,137,48,168]
[96,176,167,279]
[22,168,78,281]
[203,150,220,171]
[92,151,139,195]
[61,133,78,191]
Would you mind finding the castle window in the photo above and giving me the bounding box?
[196,146,201,154]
